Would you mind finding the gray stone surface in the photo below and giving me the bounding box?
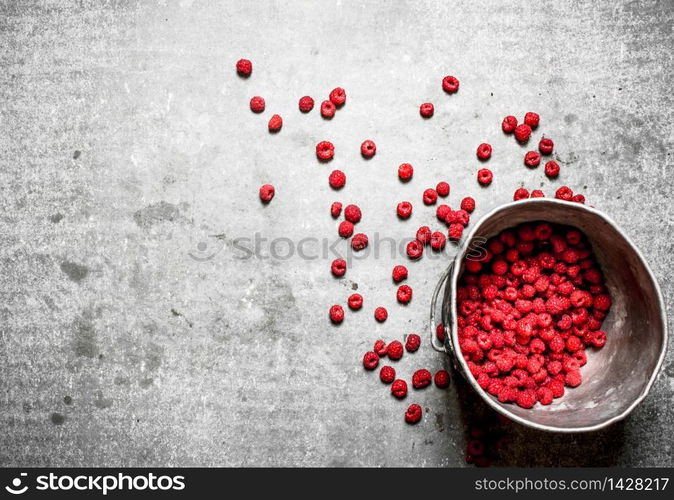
[0,0,672,467]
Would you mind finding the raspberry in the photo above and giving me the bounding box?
[539,137,554,155]
[236,58,252,77]
[329,87,346,107]
[344,204,362,223]
[572,194,586,204]
[397,285,413,303]
[565,370,582,387]
[351,233,368,251]
[380,365,396,384]
[316,141,334,161]
[373,340,388,356]
[537,387,553,405]
[405,404,422,424]
[476,143,492,161]
[329,305,344,324]
[416,226,432,244]
[419,102,434,117]
[330,202,342,218]
[348,293,363,310]
[298,96,314,113]
[513,188,530,201]
[524,151,541,168]
[329,170,346,189]
[531,190,545,198]
[437,204,450,221]
[593,294,612,311]
[392,265,408,283]
[461,197,476,213]
[338,221,354,238]
[514,124,532,143]
[363,351,379,370]
[268,114,283,132]
[534,223,553,240]
[374,306,388,323]
[320,100,336,118]
[398,163,414,181]
[436,181,450,197]
[555,186,574,201]
[548,335,565,353]
[448,223,464,240]
[434,370,450,388]
[412,369,432,389]
[405,334,421,352]
[477,168,493,186]
[502,115,518,134]
[590,330,607,348]
[387,340,404,360]
[407,240,424,259]
[397,201,413,219]
[429,231,446,250]
[548,379,565,398]
[442,75,460,93]
[436,324,446,342]
[423,188,438,205]
[331,258,346,277]
[391,379,408,398]
[545,161,560,178]
[516,390,537,409]
[259,184,275,202]
[250,96,265,113]
[523,112,539,129]
[360,140,376,158]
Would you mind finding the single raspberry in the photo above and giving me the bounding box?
[476,143,492,161]
[539,137,554,155]
[397,201,413,219]
[344,204,362,223]
[374,306,388,323]
[436,181,450,197]
[524,112,540,129]
[516,390,537,409]
[423,188,438,205]
[398,163,414,181]
[555,186,574,201]
[436,323,446,341]
[434,370,450,388]
[502,115,518,134]
[405,334,421,352]
[404,404,423,424]
[477,168,493,186]
[565,370,582,387]
[380,365,396,384]
[590,330,607,348]
[329,170,346,189]
[545,161,560,178]
[360,140,376,158]
[351,233,368,251]
[249,96,265,113]
[329,87,346,107]
[330,202,342,218]
[524,151,541,168]
[268,114,283,132]
[412,369,432,389]
[259,184,275,202]
[348,293,363,310]
[442,75,460,93]
[514,124,532,143]
[236,58,252,77]
[448,223,464,240]
[531,189,545,198]
[331,258,347,277]
[338,220,354,238]
[362,351,379,370]
[329,305,344,324]
[419,103,434,118]
[431,231,446,250]
[416,226,432,244]
[513,188,530,201]
[373,339,388,356]
[593,294,612,311]
[316,141,334,161]
[461,197,476,213]
[407,240,424,259]
[397,285,413,304]
[387,340,404,360]
[437,204,450,221]
[537,387,553,405]
[320,100,336,118]
[298,95,314,113]
[572,194,586,204]
[391,379,408,398]
[388,265,408,284]
[548,379,565,398]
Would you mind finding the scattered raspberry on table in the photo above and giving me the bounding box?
[477,168,493,186]
[380,366,396,384]
[392,265,408,283]
[396,285,413,303]
[330,202,342,218]
[316,141,334,161]
[249,96,265,113]
[476,143,492,161]
[344,204,362,224]
[374,306,388,323]
[436,181,450,197]
[434,370,450,388]
[524,112,540,129]
[387,340,404,360]
[351,233,368,251]
[329,87,346,107]
[259,184,275,203]
[396,201,413,219]
[348,293,363,310]
[442,75,460,93]
[545,160,560,178]
[362,351,379,370]
[268,114,282,132]
[502,115,518,134]
[329,305,344,324]
[331,258,346,277]
[329,170,346,189]
[361,140,376,158]
[524,151,541,168]
[407,240,424,259]
[539,137,554,155]
[412,369,432,389]
[236,58,252,77]
[298,96,314,113]
[514,123,532,143]
[391,379,408,398]
[398,163,413,181]
[423,188,438,205]
[321,100,336,118]
[374,339,387,356]
[405,334,421,353]
[404,404,422,424]
[420,103,434,118]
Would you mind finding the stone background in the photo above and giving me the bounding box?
[0,0,672,466]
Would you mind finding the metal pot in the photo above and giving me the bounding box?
[430,199,667,433]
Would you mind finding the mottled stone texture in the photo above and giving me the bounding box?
[0,0,672,467]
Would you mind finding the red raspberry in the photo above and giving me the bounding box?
[330,202,342,218]
[374,306,388,323]
[362,351,379,370]
[593,294,612,311]
[531,189,545,198]
[477,168,493,186]
[249,96,265,113]
[548,379,565,398]
[423,188,438,205]
[548,335,565,353]
[513,188,530,201]
[442,75,460,93]
[397,201,413,219]
[329,170,346,189]
[348,293,363,310]
[373,339,388,356]
[436,323,446,341]
[412,369,432,389]
[236,58,252,77]
[329,305,344,324]
[391,379,408,398]
[545,161,560,178]
[436,204,450,221]
[316,141,334,161]
[407,240,424,259]
[320,100,336,118]
[351,233,368,251]
[434,370,450,388]
[590,330,607,348]
[555,186,574,201]
[572,194,586,204]
[514,124,532,143]
[502,115,518,134]
[380,365,396,384]
[387,340,404,360]
[405,404,422,424]
[416,226,432,244]
[397,285,413,303]
[360,140,376,158]
[398,163,414,181]
[268,114,283,132]
[430,231,447,250]
[298,96,314,113]
[436,181,450,197]
[259,184,275,202]
[331,258,346,277]
[392,265,408,283]
[565,370,582,387]
[448,223,464,240]
[329,87,346,107]
[516,390,537,409]
[524,112,540,129]
[537,386,553,405]
[566,336,583,352]
[524,151,541,168]
[344,204,362,223]
[476,143,492,161]
[405,334,421,352]
[461,197,476,213]
[539,137,554,155]
[419,102,434,117]
[338,221,354,238]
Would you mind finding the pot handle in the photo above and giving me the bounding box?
[430,262,454,353]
